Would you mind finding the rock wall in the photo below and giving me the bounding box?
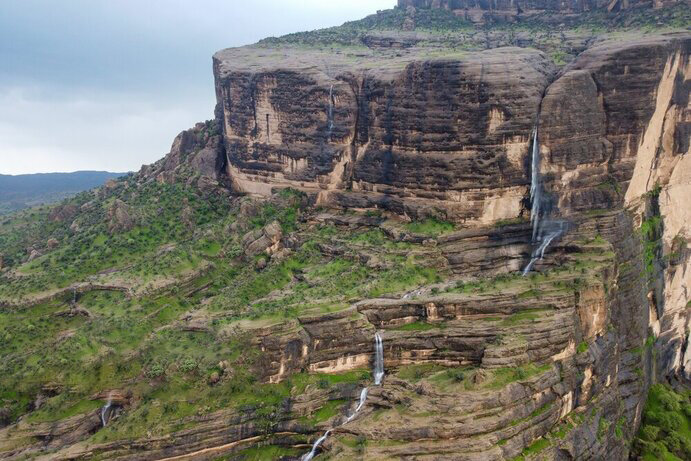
[540,34,690,384]
[397,0,685,23]
[209,26,690,459]
[214,46,553,224]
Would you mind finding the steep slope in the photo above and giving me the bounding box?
[0,3,689,461]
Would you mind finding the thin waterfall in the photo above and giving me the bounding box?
[523,126,566,275]
[300,331,385,459]
[374,332,384,385]
[345,387,369,423]
[327,85,334,140]
[100,393,113,427]
[529,127,542,241]
[523,222,565,275]
[302,430,331,461]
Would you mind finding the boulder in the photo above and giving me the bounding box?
[242,220,283,258]
[48,204,78,223]
[107,199,134,234]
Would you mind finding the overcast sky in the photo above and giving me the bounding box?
[0,0,395,175]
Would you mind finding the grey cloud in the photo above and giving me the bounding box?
[0,0,395,174]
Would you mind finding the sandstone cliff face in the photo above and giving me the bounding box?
[214,46,553,224]
[539,35,690,386]
[209,20,690,459]
[397,0,685,23]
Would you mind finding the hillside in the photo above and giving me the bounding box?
[0,2,689,461]
[0,171,127,215]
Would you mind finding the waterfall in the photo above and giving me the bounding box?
[302,430,331,461]
[100,394,113,427]
[72,288,77,306]
[529,127,542,242]
[300,332,384,459]
[345,387,369,424]
[522,127,566,275]
[374,332,385,385]
[354,387,369,413]
[327,85,334,140]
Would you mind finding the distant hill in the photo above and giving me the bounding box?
[0,171,128,215]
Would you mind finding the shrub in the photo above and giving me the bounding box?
[146,363,166,378]
[179,358,198,374]
[446,369,465,382]
[641,424,660,441]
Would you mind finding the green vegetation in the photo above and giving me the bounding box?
[393,321,441,332]
[403,217,455,237]
[303,399,347,425]
[511,437,551,460]
[0,174,448,450]
[0,179,230,301]
[226,445,302,460]
[500,309,547,326]
[633,384,691,461]
[640,214,663,276]
[397,363,447,383]
[479,364,553,390]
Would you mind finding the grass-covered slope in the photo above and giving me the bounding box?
[0,166,622,460]
[0,173,446,449]
[253,3,690,69]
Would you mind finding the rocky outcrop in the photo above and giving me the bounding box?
[106,199,135,234]
[138,120,226,193]
[242,220,283,258]
[48,204,79,223]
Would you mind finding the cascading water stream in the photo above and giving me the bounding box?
[302,430,331,461]
[374,332,385,385]
[327,85,334,140]
[345,387,369,424]
[100,394,113,427]
[529,127,541,242]
[522,126,565,275]
[300,332,385,459]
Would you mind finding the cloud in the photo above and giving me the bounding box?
[0,0,397,174]
[0,85,211,174]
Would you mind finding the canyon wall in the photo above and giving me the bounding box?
[397,0,686,22]
[208,24,690,458]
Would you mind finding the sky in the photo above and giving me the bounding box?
[0,0,396,175]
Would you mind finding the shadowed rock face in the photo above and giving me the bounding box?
[214,46,553,224]
[397,0,685,23]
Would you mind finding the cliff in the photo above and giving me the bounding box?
[0,3,688,461]
[397,0,687,23]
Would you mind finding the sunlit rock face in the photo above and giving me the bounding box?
[539,34,691,385]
